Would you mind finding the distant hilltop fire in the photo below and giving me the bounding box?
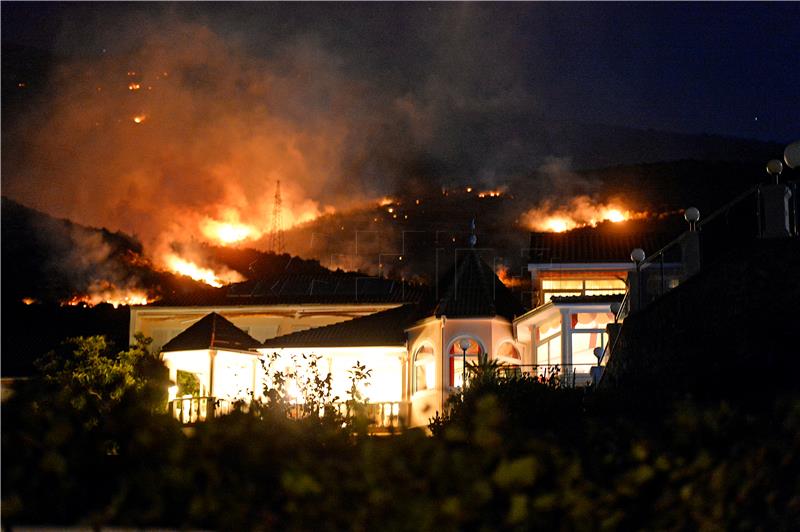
[522,195,649,233]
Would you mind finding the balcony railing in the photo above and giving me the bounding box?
[618,184,795,322]
[494,363,599,387]
[287,401,409,432]
[169,396,408,431]
[169,396,232,424]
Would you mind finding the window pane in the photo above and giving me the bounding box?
[542,279,583,289]
[571,332,606,372]
[586,289,626,296]
[584,279,626,290]
[449,338,482,355]
[536,343,549,365]
[549,335,561,366]
[451,355,478,387]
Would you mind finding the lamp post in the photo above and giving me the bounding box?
[459,338,472,391]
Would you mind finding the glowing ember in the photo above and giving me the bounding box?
[378,197,395,206]
[165,254,242,287]
[128,82,141,91]
[132,114,146,124]
[21,297,37,305]
[522,196,647,233]
[200,214,261,245]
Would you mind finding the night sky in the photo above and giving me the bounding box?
[1,2,798,251]
[3,2,798,142]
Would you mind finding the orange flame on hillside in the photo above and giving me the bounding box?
[477,186,507,198]
[164,253,243,287]
[61,282,152,308]
[200,209,261,245]
[522,196,647,233]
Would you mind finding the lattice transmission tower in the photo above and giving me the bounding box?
[268,180,286,254]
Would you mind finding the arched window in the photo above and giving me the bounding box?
[495,341,522,378]
[448,337,483,388]
[413,345,435,393]
[496,341,521,360]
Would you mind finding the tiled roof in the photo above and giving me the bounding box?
[529,219,682,264]
[155,273,428,307]
[162,312,262,352]
[431,250,526,321]
[550,294,625,304]
[261,304,421,348]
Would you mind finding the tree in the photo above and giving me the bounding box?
[33,334,168,424]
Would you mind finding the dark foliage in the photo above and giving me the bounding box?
[3,337,799,530]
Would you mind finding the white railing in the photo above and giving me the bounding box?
[169,396,409,431]
[495,363,598,387]
[169,396,232,424]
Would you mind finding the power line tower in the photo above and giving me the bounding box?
[268,180,286,254]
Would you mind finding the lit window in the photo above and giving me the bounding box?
[536,334,561,366]
[542,280,584,290]
[584,279,627,290]
[496,342,521,360]
[540,276,626,303]
[448,337,482,388]
[534,314,562,366]
[571,331,608,373]
[413,345,435,393]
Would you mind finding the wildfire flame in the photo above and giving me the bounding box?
[477,186,507,198]
[61,282,152,308]
[165,253,243,287]
[496,265,524,288]
[522,196,647,233]
[200,211,261,245]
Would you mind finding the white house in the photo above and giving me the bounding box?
[133,220,675,429]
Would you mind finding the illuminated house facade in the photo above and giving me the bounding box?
[515,223,676,386]
[130,223,674,429]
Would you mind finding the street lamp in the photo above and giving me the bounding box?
[459,338,472,390]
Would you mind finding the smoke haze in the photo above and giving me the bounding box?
[2,3,794,277]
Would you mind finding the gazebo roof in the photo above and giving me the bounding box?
[431,249,526,321]
[161,312,261,352]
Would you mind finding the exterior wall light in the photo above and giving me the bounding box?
[784,140,800,169]
[684,207,700,231]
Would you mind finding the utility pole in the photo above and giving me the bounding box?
[268,180,286,254]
